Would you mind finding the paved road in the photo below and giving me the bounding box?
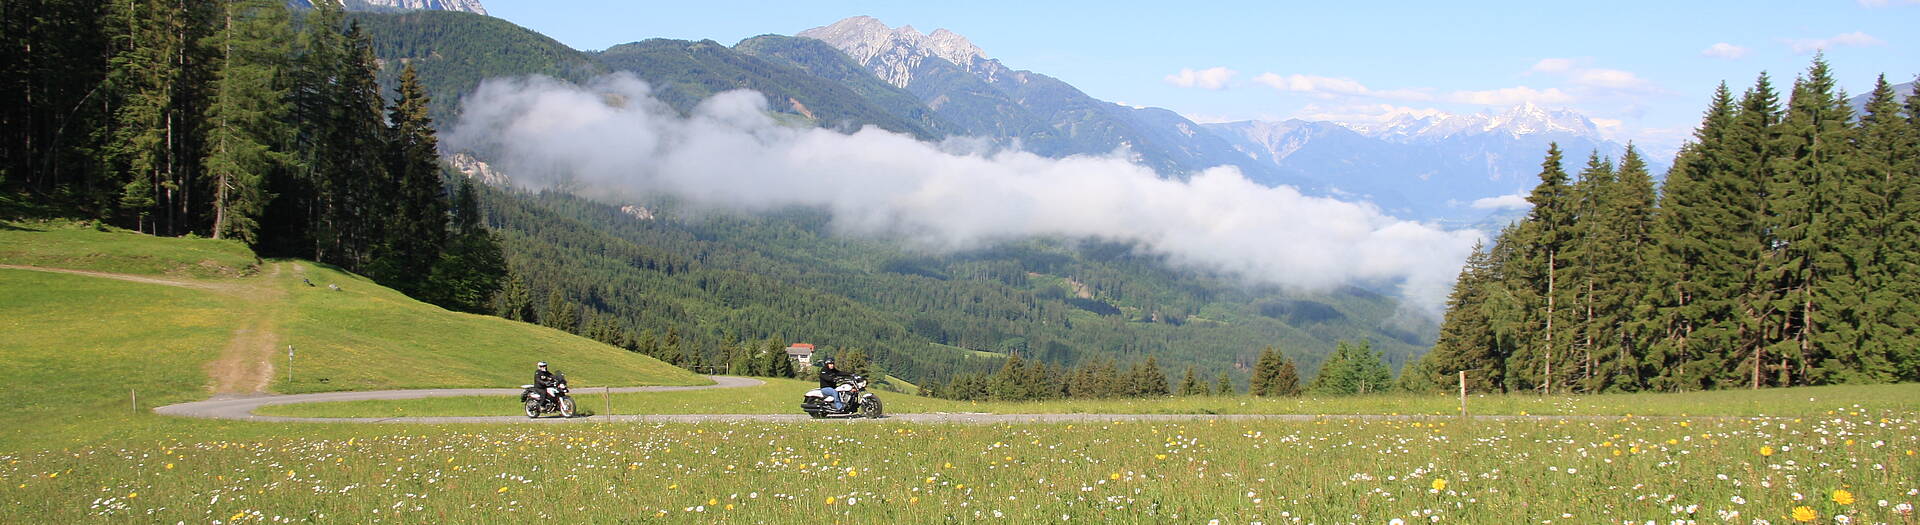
[154,375,768,423]
[155,375,1748,424]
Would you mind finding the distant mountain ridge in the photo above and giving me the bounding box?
[1204,103,1651,223]
[291,0,487,15]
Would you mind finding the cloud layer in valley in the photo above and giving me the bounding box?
[444,74,1484,313]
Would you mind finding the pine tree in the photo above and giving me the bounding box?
[1131,357,1169,396]
[1309,340,1391,395]
[1643,83,1745,391]
[426,178,507,313]
[1214,371,1234,396]
[1422,240,1505,391]
[1249,347,1277,396]
[202,0,292,245]
[1270,356,1301,397]
[541,288,576,332]
[370,63,448,294]
[1177,366,1203,396]
[1504,144,1576,394]
[1720,73,1783,389]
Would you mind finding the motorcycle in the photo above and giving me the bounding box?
[520,373,575,418]
[801,375,884,419]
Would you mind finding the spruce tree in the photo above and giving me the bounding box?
[1504,144,1576,394]
[1249,347,1277,396]
[202,0,292,244]
[1766,57,1853,386]
[1271,356,1301,397]
[372,63,449,294]
[1214,371,1234,396]
[1642,83,1743,391]
[1720,73,1782,389]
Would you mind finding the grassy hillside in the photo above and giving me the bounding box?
[0,220,704,446]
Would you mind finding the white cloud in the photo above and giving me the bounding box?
[1163,67,1237,90]
[1701,42,1749,59]
[1530,58,1577,74]
[1446,86,1575,105]
[1470,192,1532,210]
[1528,58,1656,92]
[1571,68,1652,90]
[445,74,1484,314]
[1253,73,1434,101]
[1784,31,1885,53]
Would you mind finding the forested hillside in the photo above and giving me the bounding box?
[1416,60,1920,393]
[479,187,1435,387]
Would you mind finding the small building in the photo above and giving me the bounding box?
[785,343,815,368]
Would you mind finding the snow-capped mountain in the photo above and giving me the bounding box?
[1342,103,1601,143]
[1206,105,1655,224]
[797,16,1302,187]
[290,0,487,15]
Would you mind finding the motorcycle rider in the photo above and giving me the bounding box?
[533,362,561,406]
[816,358,851,412]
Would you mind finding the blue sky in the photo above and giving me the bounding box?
[482,0,1917,156]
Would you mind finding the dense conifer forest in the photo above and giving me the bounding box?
[1414,59,1920,393]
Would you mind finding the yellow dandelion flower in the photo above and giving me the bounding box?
[1759,446,1775,457]
[1431,478,1447,491]
[825,496,836,505]
[497,486,509,494]
[708,498,719,506]
[956,484,965,490]
[1154,454,1167,460]
[943,462,953,469]
[925,477,936,484]
[1110,473,1122,480]
[1832,489,1854,505]
[910,496,920,504]
[847,468,857,477]
[725,504,734,511]
[165,463,174,470]
[128,492,137,499]
[1791,505,1816,522]
[1612,449,1622,457]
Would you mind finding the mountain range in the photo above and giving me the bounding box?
[338,5,1648,226]
[794,16,1647,224]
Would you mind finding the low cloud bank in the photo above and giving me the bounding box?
[444,74,1482,313]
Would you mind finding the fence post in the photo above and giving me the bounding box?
[604,386,612,417]
[1458,370,1467,417]
[131,389,137,413]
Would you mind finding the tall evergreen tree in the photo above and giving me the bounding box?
[1761,58,1852,386]
[1504,143,1576,394]
[1721,73,1783,389]
[1214,371,1234,396]
[202,0,292,244]
[370,63,449,294]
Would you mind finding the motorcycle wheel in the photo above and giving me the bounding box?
[524,399,541,419]
[558,397,575,418]
[861,397,884,419]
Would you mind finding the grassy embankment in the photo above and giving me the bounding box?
[0,220,704,450]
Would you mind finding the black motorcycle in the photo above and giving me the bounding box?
[520,374,575,418]
[801,375,884,419]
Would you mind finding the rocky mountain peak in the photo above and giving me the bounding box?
[798,16,990,87]
[292,0,487,15]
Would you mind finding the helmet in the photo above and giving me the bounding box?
[537,362,548,368]
[817,357,835,367]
